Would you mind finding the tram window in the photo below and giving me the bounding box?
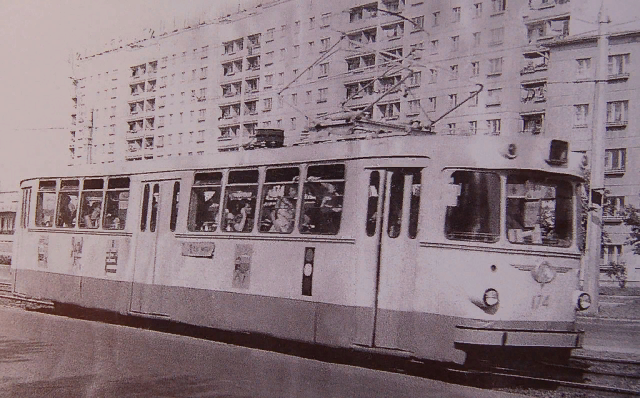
[188,172,222,232]
[259,167,299,233]
[222,170,258,232]
[21,188,32,228]
[170,182,180,232]
[56,179,80,228]
[104,178,129,230]
[388,172,404,238]
[300,164,345,235]
[35,180,56,227]
[445,171,500,243]
[366,172,380,237]
[140,184,150,231]
[506,175,573,247]
[150,184,159,232]
[79,179,104,229]
[408,172,421,239]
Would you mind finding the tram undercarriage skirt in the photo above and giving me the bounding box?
[453,326,584,348]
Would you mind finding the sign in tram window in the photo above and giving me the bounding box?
[150,184,160,232]
[445,171,500,243]
[223,170,258,233]
[56,180,80,228]
[35,181,56,227]
[300,164,344,235]
[79,179,104,229]
[259,167,299,233]
[104,178,129,230]
[506,175,573,247]
[188,172,222,232]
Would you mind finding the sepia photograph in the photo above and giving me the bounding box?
[0,0,638,396]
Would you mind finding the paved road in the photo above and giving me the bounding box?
[578,316,640,355]
[0,307,525,398]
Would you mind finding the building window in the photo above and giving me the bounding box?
[488,57,503,75]
[451,36,459,51]
[430,39,439,53]
[198,109,206,122]
[382,22,404,40]
[378,102,400,119]
[522,113,544,134]
[608,54,631,79]
[294,21,300,33]
[265,74,273,87]
[433,11,440,26]
[473,32,481,47]
[574,104,589,127]
[487,119,501,135]
[408,71,421,87]
[576,58,592,79]
[246,78,259,93]
[263,98,272,111]
[448,93,458,108]
[604,196,625,220]
[320,37,331,52]
[606,100,629,126]
[318,88,328,103]
[521,82,546,103]
[469,91,479,107]
[291,93,297,106]
[408,99,420,115]
[309,17,315,29]
[380,75,402,92]
[291,117,297,130]
[427,96,436,112]
[601,244,623,266]
[605,149,626,174]
[321,13,331,28]
[449,64,458,80]
[447,123,456,135]
[266,28,275,42]
[452,7,461,22]
[491,0,506,13]
[244,101,258,115]
[468,120,478,135]
[487,88,502,106]
[490,27,504,45]
[429,68,438,83]
[474,2,483,18]
[319,62,329,77]
[471,61,480,76]
[412,16,424,31]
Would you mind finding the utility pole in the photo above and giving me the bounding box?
[87,109,94,164]
[584,3,609,314]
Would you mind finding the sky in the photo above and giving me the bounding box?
[0,0,259,189]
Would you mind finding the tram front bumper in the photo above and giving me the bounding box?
[454,325,584,348]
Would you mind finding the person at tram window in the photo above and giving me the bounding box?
[58,194,77,227]
[84,202,101,228]
[319,183,342,234]
[226,201,251,232]
[270,186,296,233]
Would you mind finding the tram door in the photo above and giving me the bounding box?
[130,179,179,315]
[368,168,422,349]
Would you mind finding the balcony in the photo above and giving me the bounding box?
[608,72,630,81]
[606,120,628,128]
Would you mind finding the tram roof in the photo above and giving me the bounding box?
[21,133,585,183]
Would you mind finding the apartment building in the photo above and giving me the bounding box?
[68,0,639,281]
[546,30,640,284]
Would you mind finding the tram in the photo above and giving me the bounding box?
[11,130,591,365]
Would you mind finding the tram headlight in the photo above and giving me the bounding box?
[483,288,499,307]
[576,292,591,311]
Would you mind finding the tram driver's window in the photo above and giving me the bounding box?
[56,180,80,228]
[408,171,421,239]
[388,172,404,238]
[300,164,345,235]
[222,169,258,232]
[104,178,129,230]
[35,180,56,227]
[188,172,222,232]
[259,167,299,233]
[79,179,104,229]
[445,171,500,243]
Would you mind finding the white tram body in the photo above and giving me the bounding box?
[12,134,589,364]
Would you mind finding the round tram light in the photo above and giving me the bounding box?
[483,288,499,307]
[505,144,517,159]
[577,293,591,311]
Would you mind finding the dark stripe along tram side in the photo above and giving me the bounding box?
[12,134,592,365]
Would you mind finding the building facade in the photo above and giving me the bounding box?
[68,0,639,283]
